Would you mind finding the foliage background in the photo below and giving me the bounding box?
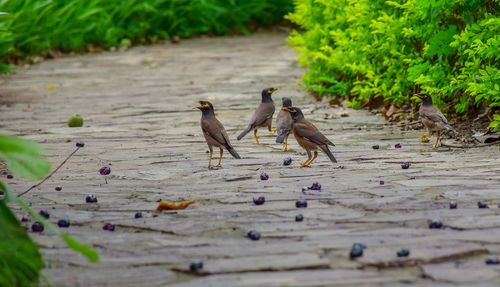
[288,0,499,128]
[0,0,293,71]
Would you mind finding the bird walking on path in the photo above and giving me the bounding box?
[415,93,455,148]
[275,97,293,151]
[197,101,240,169]
[283,107,337,167]
[237,88,278,144]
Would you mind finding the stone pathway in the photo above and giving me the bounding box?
[1,32,500,287]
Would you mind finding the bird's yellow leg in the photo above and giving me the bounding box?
[283,136,289,152]
[433,131,441,148]
[305,151,318,167]
[215,147,223,167]
[208,149,213,169]
[300,152,312,168]
[271,127,277,135]
[253,129,260,144]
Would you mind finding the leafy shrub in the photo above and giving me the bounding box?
[0,0,293,69]
[288,0,499,124]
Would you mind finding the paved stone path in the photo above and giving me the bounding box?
[1,32,500,287]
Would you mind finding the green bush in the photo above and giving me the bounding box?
[0,0,293,70]
[288,0,499,123]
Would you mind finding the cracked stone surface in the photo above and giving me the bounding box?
[1,32,500,287]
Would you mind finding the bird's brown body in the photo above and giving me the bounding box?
[417,94,454,148]
[237,88,278,144]
[197,101,240,169]
[284,107,337,167]
[275,97,293,151]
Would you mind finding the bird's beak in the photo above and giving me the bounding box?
[283,107,294,113]
[412,93,423,102]
[270,87,279,94]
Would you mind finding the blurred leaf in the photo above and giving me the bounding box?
[62,235,99,263]
[0,135,50,179]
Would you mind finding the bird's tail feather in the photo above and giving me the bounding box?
[227,146,241,159]
[320,145,337,163]
[276,133,286,143]
[237,126,252,141]
[444,123,455,131]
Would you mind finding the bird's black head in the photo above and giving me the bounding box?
[283,106,304,122]
[282,97,292,108]
[415,93,433,105]
[261,87,278,103]
[197,101,215,116]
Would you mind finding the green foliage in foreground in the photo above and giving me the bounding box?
[0,135,99,286]
[0,0,293,71]
[288,0,499,122]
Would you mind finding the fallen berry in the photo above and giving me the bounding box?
[68,114,84,127]
[429,219,443,229]
[379,180,385,185]
[295,199,307,208]
[75,141,85,148]
[295,214,304,222]
[57,218,70,228]
[397,248,410,257]
[395,143,402,148]
[247,230,261,241]
[310,182,321,191]
[401,162,410,169]
[478,201,489,209]
[283,157,292,166]
[102,223,115,231]
[31,222,44,232]
[21,215,30,222]
[253,196,265,205]
[372,144,380,150]
[99,166,111,176]
[39,210,50,219]
[6,174,13,179]
[260,172,269,181]
[134,212,143,219]
[350,243,366,259]
[55,185,62,191]
[449,201,458,209]
[190,259,204,271]
[85,194,98,203]
[485,256,499,265]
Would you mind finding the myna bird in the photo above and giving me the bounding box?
[283,107,337,167]
[275,97,293,151]
[197,101,240,169]
[237,88,278,144]
[415,93,455,148]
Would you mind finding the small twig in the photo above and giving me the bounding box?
[441,141,500,149]
[18,146,81,197]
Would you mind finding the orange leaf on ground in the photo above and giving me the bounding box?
[156,199,197,211]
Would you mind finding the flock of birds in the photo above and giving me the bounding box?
[196,88,454,169]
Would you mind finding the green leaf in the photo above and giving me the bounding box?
[0,135,50,179]
[62,235,99,263]
[0,199,44,287]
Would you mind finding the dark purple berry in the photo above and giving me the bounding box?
[99,166,111,176]
[372,144,380,150]
[401,162,410,169]
[397,248,410,257]
[6,174,13,179]
[449,201,458,209]
[310,182,321,191]
[247,230,261,241]
[296,199,307,208]
[253,196,265,205]
[55,185,62,191]
[283,157,292,166]
[350,243,366,259]
[478,201,489,209]
[39,210,50,219]
[429,219,443,229]
[85,194,98,203]
[395,143,402,149]
[102,223,115,231]
[134,212,143,219]
[485,256,499,265]
[190,259,204,271]
[76,141,85,147]
[57,218,70,228]
[260,172,269,181]
[31,221,44,232]
[21,215,30,222]
[379,180,385,185]
[295,214,304,222]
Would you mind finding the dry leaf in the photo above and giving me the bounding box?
[156,199,197,211]
[420,134,430,143]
